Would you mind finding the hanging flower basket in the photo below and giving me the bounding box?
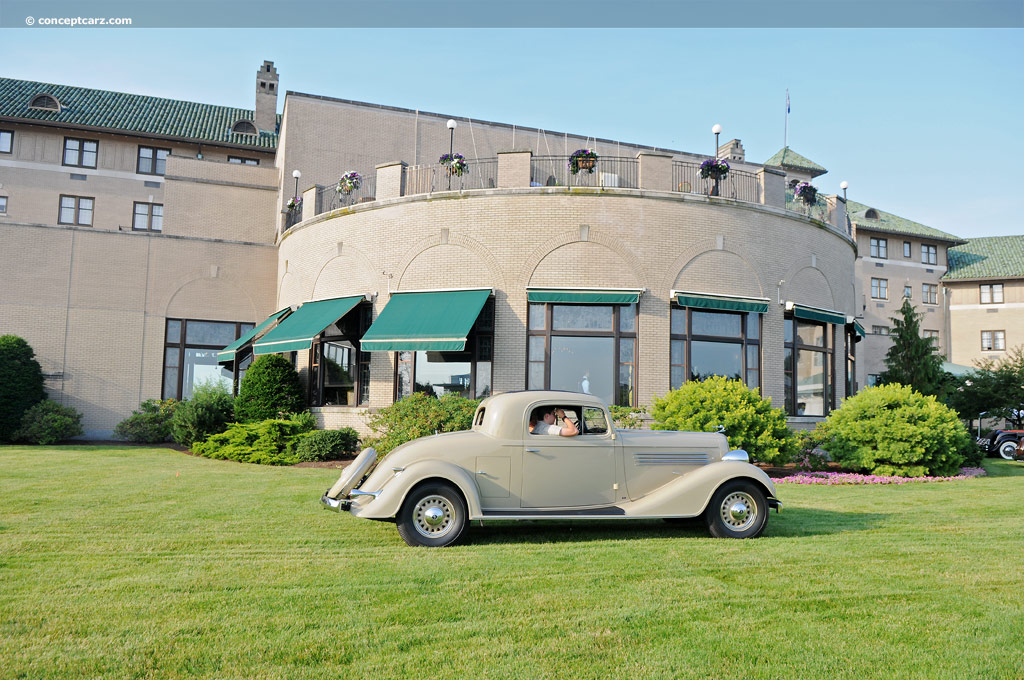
[439,153,468,177]
[795,182,818,204]
[568,149,599,175]
[286,196,302,212]
[337,171,361,195]
[699,158,730,181]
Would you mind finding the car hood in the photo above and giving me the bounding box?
[617,429,729,460]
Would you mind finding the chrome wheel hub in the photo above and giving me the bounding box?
[720,492,757,531]
[412,495,455,538]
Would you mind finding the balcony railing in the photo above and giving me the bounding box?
[315,174,377,215]
[786,190,831,223]
[283,206,302,230]
[404,158,499,194]
[530,156,639,188]
[672,161,761,203]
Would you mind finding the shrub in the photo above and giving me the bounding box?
[609,405,645,429]
[794,428,831,471]
[13,400,83,445]
[192,413,316,465]
[171,381,234,447]
[294,428,360,462]
[649,376,797,465]
[113,399,178,443]
[234,354,305,423]
[365,392,480,456]
[0,335,47,443]
[818,384,971,477]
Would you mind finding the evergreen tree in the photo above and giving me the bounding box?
[0,335,47,442]
[878,299,946,396]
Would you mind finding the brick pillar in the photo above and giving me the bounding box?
[301,185,318,222]
[497,150,532,188]
[758,166,786,208]
[829,195,849,235]
[636,152,672,191]
[375,161,407,199]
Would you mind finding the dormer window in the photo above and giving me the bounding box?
[30,94,61,112]
[231,120,258,136]
[864,208,879,219]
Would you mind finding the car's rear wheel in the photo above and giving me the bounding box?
[998,440,1019,460]
[704,480,768,539]
[396,482,468,548]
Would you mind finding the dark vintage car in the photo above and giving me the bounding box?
[978,429,1024,460]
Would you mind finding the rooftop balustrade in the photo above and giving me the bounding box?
[314,174,378,215]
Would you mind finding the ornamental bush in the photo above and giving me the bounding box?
[13,400,83,445]
[171,381,234,447]
[0,335,47,443]
[365,392,480,456]
[818,384,971,477]
[234,354,306,423]
[113,399,178,443]
[294,428,360,462]
[192,413,316,465]
[649,376,797,465]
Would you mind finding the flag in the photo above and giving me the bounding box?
[786,89,790,114]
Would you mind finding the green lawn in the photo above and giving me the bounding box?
[1,446,1022,679]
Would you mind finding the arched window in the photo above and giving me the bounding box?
[231,120,257,135]
[864,208,879,219]
[29,94,61,112]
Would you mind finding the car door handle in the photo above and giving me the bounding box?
[525,448,540,453]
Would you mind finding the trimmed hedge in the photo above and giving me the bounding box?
[113,399,178,443]
[191,413,316,465]
[0,335,47,443]
[649,376,797,465]
[818,384,971,477]
[234,354,305,423]
[14,400,83,445]
[294,428,360,462]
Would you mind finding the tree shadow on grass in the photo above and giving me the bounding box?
[465,508,890,546]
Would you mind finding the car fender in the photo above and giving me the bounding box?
[625,461,778,517]
[349,459,483,520]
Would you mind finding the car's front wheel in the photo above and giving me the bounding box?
[396,482,468,547]
[998,440,1019,460]
[704,480,768,539]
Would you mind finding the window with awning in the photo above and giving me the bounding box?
[526,288,643,305]
[360,289,492,352]
[786,302,847,326]
[217,307,292,364]
[672,291,770,314]
[252,295,366,355]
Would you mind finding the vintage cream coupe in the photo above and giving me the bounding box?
[321,391,781,547]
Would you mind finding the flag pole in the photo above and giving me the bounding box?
[784,89,790,149]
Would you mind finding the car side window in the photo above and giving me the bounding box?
[582,407,609,435]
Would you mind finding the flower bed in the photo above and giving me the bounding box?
[777,467,986,485]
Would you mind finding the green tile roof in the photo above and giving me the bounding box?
[847,200,964,244]
[764,146,827,176]
[0,77,278,149]
[944,236,1024,281]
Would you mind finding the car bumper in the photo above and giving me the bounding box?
[768,497,782,513]
[321,492,350,512]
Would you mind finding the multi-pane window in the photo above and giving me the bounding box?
[227,156,259,165]
[397,299,494,401]
[162,318,255,399]
[63,137,98,168]
[980,283,1004,304]
[903,285,912,299]
[921,244,937,265]
[310,303,372,406]
[846,329,857,399]
[784,317,834,416]
[870,278,888,299]
[903,241,911,258]
[923,330,939,348]
[981,331,1005,351]
[528,302,636,406]
[870,237,887,258]
[0,130,12,154]
[922,284,938,305]
[669,307,760,391]
[137,146,171,175]
[0,196,7,214]
[132,202,163,231]
[58,195,93,226]
[872,325,889,335]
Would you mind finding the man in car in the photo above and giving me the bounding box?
[529,407,579,436]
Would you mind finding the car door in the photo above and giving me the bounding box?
[521,406,617,508]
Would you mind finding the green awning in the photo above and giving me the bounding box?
[791,304,846,325]
[853,321,866,337]
[217,308,291,363]
[527,288,642,304]
[252,296,364,355]
[674,291,769,314]
[361,289,491,351]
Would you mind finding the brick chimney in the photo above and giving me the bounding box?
[718,139,745,163]
[254,61,279,134]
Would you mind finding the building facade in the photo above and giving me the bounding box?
[2,62,868,437]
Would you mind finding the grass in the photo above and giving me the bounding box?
[1,446,1023,679]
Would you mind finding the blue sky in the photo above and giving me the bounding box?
[3,28,1021,239]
